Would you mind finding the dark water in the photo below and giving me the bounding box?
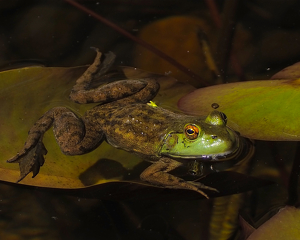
[1,1,300,239]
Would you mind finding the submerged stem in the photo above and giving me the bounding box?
[64,0,209,87]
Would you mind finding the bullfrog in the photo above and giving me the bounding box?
[8,48,242,198]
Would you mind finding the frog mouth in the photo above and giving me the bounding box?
[163,137,243,161]
[165,150,237,161]
[161,137,253,177]
[160,128,248,161]
[163,136,254,170]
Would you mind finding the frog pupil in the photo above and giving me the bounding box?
[187,129,194,135]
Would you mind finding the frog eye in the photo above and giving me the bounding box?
[184,124,199,140]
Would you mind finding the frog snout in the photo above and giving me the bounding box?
[188,169,198,176]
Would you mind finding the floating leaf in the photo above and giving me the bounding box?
[178,78,300,140]
[271,62,300,79]
[0,66,144,188]
[0,65,194,191]
[133,16,219,87]
[246,206,300,240]
[0,66,270,199]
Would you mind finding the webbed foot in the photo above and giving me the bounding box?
[7,141,47,182]
[140,157,220,199]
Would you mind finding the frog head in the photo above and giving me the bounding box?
[160,110,240,161]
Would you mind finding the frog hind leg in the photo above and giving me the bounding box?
[7,107,103,182]
[140,157,218,199]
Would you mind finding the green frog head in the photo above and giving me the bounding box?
[160,110,240,161]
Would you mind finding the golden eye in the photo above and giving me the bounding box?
[184,124,199,140]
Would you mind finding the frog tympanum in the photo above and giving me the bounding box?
[8,49,243,198]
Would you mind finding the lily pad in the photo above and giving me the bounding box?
[178,78,300,141]
[247,206,300,240]
[0,65,270,199]
[271,62,300,79]
[0,65,194,189]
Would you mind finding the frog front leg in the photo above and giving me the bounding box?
[140,157,217,198]
[69,48,159,105]
[7,107,103,182]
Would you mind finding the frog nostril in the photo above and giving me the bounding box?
[188,170,197,176]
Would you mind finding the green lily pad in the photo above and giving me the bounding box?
[0,66,143,188]
[178,78,300,140]
[247,206,300,240]
[0,65,270,199]
[0,65,194,189]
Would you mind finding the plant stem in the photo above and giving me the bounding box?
[64,0,209,87]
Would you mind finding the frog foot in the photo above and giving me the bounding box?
[7,141,47,182]
[188,181,219,198]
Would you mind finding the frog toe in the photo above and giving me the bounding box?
[189,181,219,193]
[7,141,47,182]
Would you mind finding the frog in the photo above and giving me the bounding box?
[7,48,242,198]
